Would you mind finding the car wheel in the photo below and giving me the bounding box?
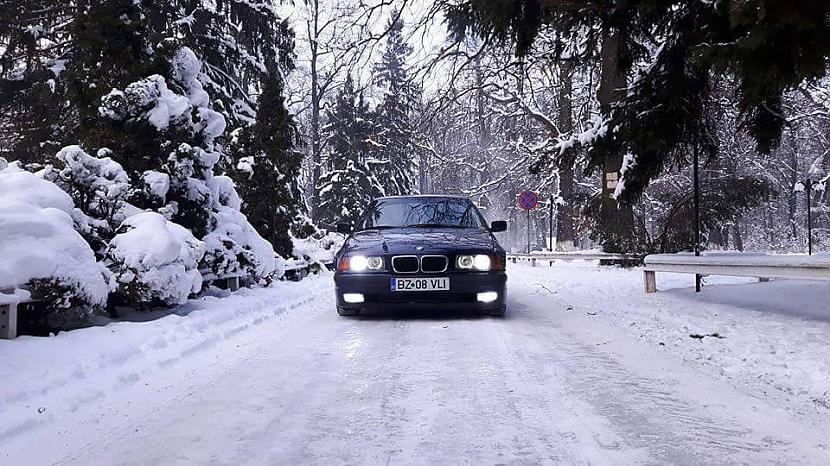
[486,306,506,317]
[337,306,359,316]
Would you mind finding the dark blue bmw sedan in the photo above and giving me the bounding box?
[333,195,508,316]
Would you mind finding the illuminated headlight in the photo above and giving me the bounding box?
[348,255,383,272]
[477,291,499,303]
[343,293,364,303]
[457,254,492,271]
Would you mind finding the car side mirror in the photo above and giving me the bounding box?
[490,220,507,233]
[336,222,352,234]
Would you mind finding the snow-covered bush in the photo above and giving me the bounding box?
[39,145,132,254]
[292,231,345,266]
[202,175,283,283]
[99,46,285,286]
[0,165,110,320]
[106,212,205,306]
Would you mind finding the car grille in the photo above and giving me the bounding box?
[420,255,448,273]
[392,256,419,273]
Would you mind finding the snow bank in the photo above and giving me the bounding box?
[511,262,830,418]
[107,212,205,306]
[0,166,109,307]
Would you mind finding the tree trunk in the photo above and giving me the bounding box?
[733,220,744,251]
[556,59,576,251]
[309,0,322,221]
[597,27,636,253]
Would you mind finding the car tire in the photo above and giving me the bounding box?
[486,306,506,317]
[337,306,359,316]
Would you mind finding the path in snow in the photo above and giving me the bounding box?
[2,265,828,465]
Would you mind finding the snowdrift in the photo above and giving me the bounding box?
[0,165,110,308]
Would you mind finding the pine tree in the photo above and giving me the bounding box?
[230,68,302,258]
[370,11,418,196]
[144,1,295,131]
[318,76,383,228]
[0,1,74,163]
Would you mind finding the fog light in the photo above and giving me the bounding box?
[477,291,498,303]
[343,293,364,304]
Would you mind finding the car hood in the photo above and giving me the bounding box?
[343,227,496,255]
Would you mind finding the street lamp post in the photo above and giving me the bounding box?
[694,146,701,292]
[806,178,814,256]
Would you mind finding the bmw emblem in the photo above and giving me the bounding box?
[416,246,424,251]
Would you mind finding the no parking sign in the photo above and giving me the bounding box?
[519,191,538,210]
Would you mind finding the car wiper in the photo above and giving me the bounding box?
[355,225,399,232]
[403,223,467,228]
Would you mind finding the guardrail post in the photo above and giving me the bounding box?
[531,258,537,267]
[1,303,18,339]
[644,270,657,294]
[227,277,240,292]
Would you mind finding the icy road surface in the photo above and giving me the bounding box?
[2,264,829,464]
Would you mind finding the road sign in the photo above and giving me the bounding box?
[519,191,538,210]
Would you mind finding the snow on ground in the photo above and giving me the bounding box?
[518,261,830,417]
[1,263,829,464]
[0,274,331,443]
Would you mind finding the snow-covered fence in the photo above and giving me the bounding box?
[508,252,643,266]
[0,298,40,340]
[643,253,830,293]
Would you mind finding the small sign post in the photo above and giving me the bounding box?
[519,191,539,254]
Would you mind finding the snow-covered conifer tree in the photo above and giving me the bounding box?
[369,11,418,196]
[230,68,303,257]
[318,76,383,227]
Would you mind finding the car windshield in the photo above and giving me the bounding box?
[356,197,486,230]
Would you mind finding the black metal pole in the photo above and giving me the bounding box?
[549,199,554,251]
[527,208,531,254]
[807,178,813,256]
[694,146,701,292]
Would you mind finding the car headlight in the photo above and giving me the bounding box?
[340,255,384,272]
[457,254,491,271]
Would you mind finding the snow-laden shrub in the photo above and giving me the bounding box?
[201,175,283,283]
[98,46,279,287]
[98,47,225,143]
[106,212,205,306]
[292,231,345,266]
[0,165,110,318]
[39,145,132,254]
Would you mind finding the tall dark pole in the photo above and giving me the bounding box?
[806,178,813,255]
[549,199,554,251]
[694,146,701,292]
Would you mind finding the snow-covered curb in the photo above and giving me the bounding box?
[0,274,331,441]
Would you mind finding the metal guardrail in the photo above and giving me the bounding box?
[1,298,39,340]
[643,253,830,293]
[508,252,643,266]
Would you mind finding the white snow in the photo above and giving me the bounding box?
[0,166,110,307]
[142,170,170,201]
[107,212,205,305]
[292,231,345,264]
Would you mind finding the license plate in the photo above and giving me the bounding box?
[390,277,450,292]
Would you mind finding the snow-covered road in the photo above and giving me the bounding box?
[2,264,829,464]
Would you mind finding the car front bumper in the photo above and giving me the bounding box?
[334,271,507,312]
